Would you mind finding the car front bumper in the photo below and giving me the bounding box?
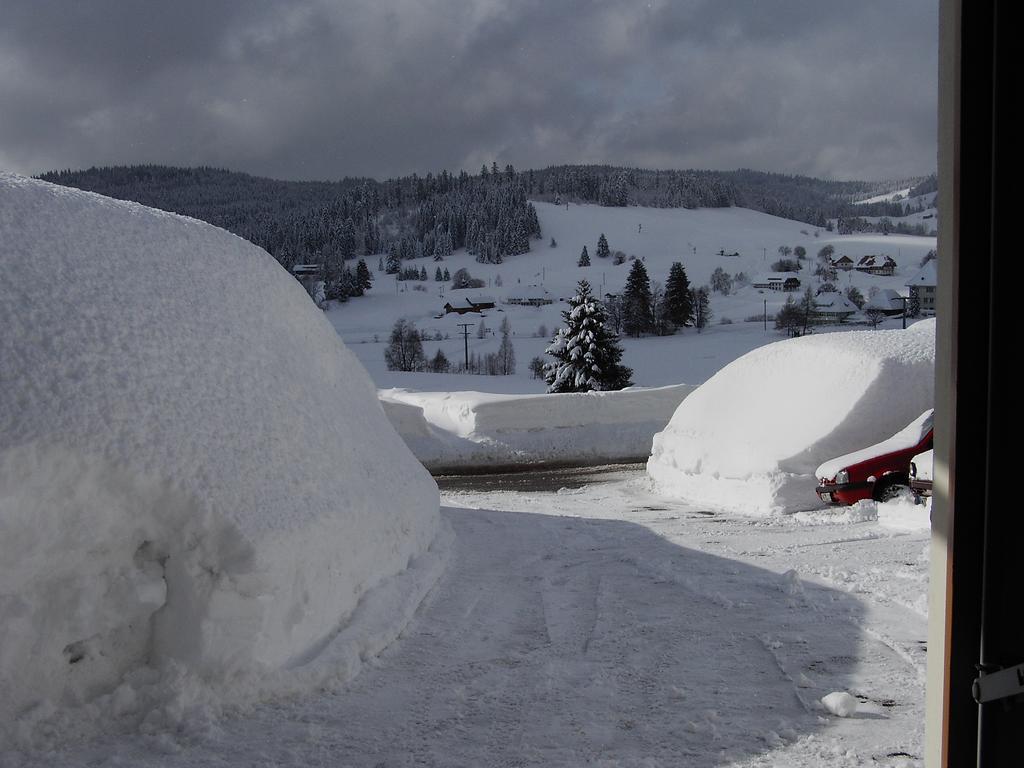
[816,481,874,505]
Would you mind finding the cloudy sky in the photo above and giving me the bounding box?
[0,0,937,182]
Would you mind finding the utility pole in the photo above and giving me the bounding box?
[457,323,472,370]
[764,299,767,331]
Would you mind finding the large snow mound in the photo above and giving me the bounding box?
[647,321,935,514]
[381,384,695,470]
[0,174,440,733]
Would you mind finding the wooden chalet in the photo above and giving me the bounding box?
[854,254,897,276]
[832,255,855,270]
[811,292,858,323]
[443,297,496,315]
[752,276,801,292]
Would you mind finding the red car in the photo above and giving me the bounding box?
[815,409,934,505]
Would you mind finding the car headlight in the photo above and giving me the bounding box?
[910,462,917,479]
[836,469,849,485]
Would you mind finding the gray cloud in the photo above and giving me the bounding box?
[0,0,937,181]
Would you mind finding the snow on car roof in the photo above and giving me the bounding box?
[816,409,934,480]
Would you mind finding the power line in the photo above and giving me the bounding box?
[456,323,473,370]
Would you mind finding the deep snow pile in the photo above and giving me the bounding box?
[0,175,440,738]
[647,321,935,514]
[381,384,694,470]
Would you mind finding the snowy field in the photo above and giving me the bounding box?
[330,200,937,394]
[23,468,931,767]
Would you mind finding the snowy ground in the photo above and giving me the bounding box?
[330,200,937,394]
[21,468,930,768]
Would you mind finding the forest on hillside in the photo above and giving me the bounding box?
[39,164,933,277]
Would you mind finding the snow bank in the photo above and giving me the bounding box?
[0,174,440,735]
[382,384,695,470]
[647,322,935,514]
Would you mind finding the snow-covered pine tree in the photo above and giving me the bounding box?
[596,233,610,259]
[340,218,357,260]
[385,244,401,274]
[622,259,653,336]
[578,245,591,267]
[356,259,373,291]
[544,280,632,393]
[435,266,443,281]
[664,262,693,329]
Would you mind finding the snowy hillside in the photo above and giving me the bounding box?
[329,201,937,392]
[0,174,442,743]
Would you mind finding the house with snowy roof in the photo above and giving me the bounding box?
[855,254,897,276]
[752,275,801,292]
[812,291,859,323]
[905,260,938,314]
[443,296,496,315]
[865,288,907,316]
[832,255,855,270]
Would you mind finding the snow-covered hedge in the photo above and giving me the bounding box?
[382,384,695,470]
[647,321,935,514]
[0,175,440,732]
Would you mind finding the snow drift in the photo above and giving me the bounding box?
[381,384,695,471]
[0,175,440,732]
[647,321,935,514]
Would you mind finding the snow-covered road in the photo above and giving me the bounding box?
[25,472,929,767]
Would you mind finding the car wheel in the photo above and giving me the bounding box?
[876,479,911,502]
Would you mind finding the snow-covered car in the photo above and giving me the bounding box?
[815,409,934,505]
[910,448,934,497]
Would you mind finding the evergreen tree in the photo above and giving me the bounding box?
[420,265,428,281]
[430,348,450,373]
[385,244,401,274]
[578,245,591,267]
[498,316,516,375]
[435,266,444,281]
[356,259,373,291]
[664,264,694,326]
[596,233,611,259]
[622,259,653,336]
[339,218,357,260]
[775,295,803,335]
[544,280,632,393]
[443,267,451,281]
[378,256,384,272]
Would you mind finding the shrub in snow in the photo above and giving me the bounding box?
[647,320,935,514]
[0,174,440,730]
